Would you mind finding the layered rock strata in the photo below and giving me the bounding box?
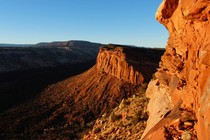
[97,47,143,85]
[97,45,164,84]
[142,0,210,140]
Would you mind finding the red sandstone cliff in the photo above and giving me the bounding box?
[96,46,144,85]
[142,0,210,140]
[97,45,164,83]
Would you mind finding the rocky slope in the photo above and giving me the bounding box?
[0,45,164,139]
[83,83,149,140]
[142,0,210,139]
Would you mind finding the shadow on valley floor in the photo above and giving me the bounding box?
[0,60,96,113]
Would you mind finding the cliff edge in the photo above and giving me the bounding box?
[97,46,144,85]
[142,0,210,139]
[97,45,164,84]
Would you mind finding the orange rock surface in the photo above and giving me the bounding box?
[142,0,210,140]
[96,46,144,85]
[97,45,164,83]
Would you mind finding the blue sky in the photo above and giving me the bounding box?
[0,0,168,48]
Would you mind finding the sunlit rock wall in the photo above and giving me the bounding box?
[143,0,210,139]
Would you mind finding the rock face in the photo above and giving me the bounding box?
[142,0,210,140]
[97,45,164,83]
[97,46,143,85]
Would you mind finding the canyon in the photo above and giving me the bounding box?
[1,0,209,139]
[0,44,164,139]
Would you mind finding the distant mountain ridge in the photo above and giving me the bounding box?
[0,40,100,48]
[33,40,100,48]
[0,40,101,73]
[0,44,33,47]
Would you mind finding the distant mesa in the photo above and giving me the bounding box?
[33,40,101,48]
[0,40,101,73]
[0,43,33,47]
